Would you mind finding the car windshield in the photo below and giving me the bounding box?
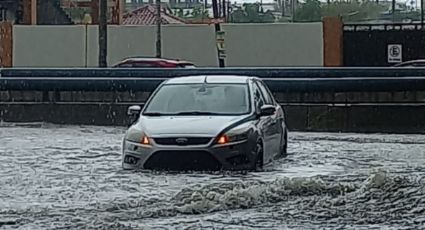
[143,83,250,115]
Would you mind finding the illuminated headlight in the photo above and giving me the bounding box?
[216,124,252,145]
[125,130,152,147]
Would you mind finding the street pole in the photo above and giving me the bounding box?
[212,0,225,67]
[83,13,92,67]
[392,0,396,22]
[156,0,162,58]
[222,0,226,20]
[85,23,88,67]
[291,0,295,22]
[421,0,424,29]
[98,0,108,67]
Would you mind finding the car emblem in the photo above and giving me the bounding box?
[175,138,188,144]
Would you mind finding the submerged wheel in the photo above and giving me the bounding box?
[253,141,264,171]
[281,128,288,157]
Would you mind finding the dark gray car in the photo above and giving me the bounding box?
[122,75,288,171]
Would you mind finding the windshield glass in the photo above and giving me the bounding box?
[143,83,250,115]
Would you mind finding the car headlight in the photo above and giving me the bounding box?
[125,129,152,146]
[216,124,252,145]
[140,134,151,145]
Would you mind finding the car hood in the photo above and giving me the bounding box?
[136,115,251,137]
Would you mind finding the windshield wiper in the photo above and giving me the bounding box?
[175,111,220,115]
[143,112,165,116]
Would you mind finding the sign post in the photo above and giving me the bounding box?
[212,0,225,67]
[216,31,226,59]
[388,44,402,64]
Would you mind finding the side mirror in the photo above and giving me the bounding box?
[127,105,141,116]
[260,105,276,117]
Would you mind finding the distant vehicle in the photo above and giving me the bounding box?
[122,75,288,171]
[112,57,196,68]
[393,59,425,67]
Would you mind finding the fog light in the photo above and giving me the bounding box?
[124,155,139,165]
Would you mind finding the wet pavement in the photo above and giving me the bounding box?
[1,123,425,229]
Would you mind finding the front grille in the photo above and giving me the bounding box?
[144,150,222,171]
[153,137,212,146]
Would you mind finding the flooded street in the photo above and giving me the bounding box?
[1,123,425,229]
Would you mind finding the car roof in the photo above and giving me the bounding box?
[394,59,425,66]
[119,57,193,64]
[164,75,253,84]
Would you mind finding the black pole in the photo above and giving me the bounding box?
[98,0,108,67]
[392,0,396,22]
[212,0,225,67]
[222,0,226,19]
[156,0,162,58]
[85,24,88,67]
[227,1,230,22]
[421,0,424,29]
[218,0,221,18]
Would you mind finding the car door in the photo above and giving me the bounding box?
[255,80,283,158]
[252,82,275,163]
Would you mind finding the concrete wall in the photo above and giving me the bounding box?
[14,26,86,67]
[2,89,425,133]
[222,23,323,67]
[13,23,323,67]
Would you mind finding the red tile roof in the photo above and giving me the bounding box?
[123,5,186,25]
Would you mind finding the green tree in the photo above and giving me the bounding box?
[174,6,209,20]
[175,8,184,18]
[322,2,386,22]
[294,0,321,22]
[293,0,388,23]
[190,6,209,19]
[230,3,275,23]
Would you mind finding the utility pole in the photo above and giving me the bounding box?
[212,0,225,67]
[291,0,295,22]
[156,0,162,58]
[222,0,226,20]
[392,0,396,22]
[83,13,92,67]
[421,0,424,30]
[98,0,108,67]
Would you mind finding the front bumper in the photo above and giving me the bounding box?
[122,138,257,171]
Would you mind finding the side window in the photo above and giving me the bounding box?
[252,83,265,111]
[132,62,156,68]
[255,81,273,105]
[261,81,276,104]
[117,62,132,67]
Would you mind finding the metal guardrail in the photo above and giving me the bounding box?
[2,67,425,78]
[1,68,425,92]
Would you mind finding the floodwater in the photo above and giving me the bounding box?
[1,123,424,229]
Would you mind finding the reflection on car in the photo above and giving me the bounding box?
[393,59,425,67]
[122,75,288,171]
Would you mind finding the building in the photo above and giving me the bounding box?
[123,4,185,25]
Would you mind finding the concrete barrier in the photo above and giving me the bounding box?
[2,68,425,133]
